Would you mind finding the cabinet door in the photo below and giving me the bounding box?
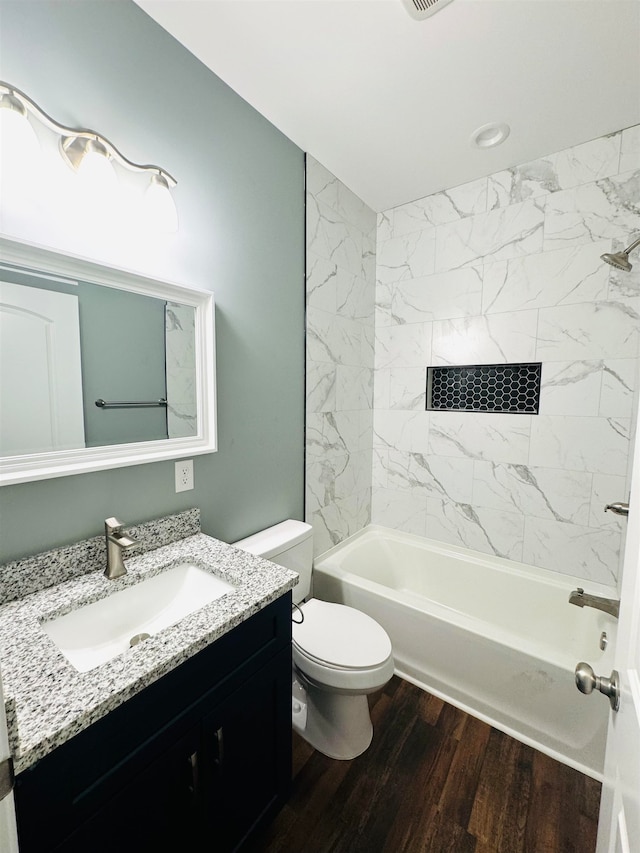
[202,647,292,852]
[55,724,204,853]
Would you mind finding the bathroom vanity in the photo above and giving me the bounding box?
[15,597,291,852]
[0,510,297,852]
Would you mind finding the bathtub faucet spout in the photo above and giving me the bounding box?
[569,588,620,619]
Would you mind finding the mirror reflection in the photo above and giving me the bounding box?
[0,263,197,458]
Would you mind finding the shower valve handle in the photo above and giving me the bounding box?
[604,501,629,516]
[574,662,620,712]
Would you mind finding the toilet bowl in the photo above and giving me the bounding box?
[233,520,394,760]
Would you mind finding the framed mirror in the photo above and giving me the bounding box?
[0,235,216,485]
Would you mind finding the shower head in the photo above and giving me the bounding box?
[601,251,633,272]
[601,235,640,272]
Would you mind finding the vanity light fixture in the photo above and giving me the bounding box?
[0,80,178,231]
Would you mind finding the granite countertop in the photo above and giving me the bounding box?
[0,521,297,775]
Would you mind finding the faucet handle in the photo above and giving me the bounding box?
[105,517,124,535]
[105,517,138,550]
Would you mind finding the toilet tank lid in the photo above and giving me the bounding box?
[232,519,312,559]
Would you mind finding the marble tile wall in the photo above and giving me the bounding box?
[165,302,197,439]
[373,125,640,586]
[305,156,377,556]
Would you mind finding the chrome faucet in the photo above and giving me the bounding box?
[104,517,138,579]
[568,587,620,619]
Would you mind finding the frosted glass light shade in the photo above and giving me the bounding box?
[75,139,117,190]
[143,173,179,233]
[0,106,42,198]
[0,105,40,164]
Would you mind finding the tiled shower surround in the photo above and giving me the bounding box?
[305,155,377,556]
[307,126,640,585]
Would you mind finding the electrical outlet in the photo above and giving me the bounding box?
[175,459,194,493]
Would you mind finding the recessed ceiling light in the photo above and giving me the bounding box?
[470,122,511,149]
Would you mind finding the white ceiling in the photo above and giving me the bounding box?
[135,0,640,212]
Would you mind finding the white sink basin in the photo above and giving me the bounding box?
[41,563,235,672]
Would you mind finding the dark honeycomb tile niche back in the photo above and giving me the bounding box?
[426,363,542,414]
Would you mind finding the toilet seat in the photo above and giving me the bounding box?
[292,599,394,692]
[293,598,392,668]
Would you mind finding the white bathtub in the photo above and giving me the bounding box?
[312,524,618,780]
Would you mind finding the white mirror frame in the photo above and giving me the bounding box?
[0,235,216,485]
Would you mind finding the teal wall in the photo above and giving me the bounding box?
[78,286,168,448]
[0,0,305,562]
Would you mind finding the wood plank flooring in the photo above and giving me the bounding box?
[247,676,601,853]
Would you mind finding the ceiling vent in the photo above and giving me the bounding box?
[401,0,454,21]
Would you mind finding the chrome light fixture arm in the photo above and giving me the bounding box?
[0,80,177,187]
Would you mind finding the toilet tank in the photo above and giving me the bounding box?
[233,520,313,604]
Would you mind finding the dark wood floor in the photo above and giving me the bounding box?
[248,676,601,853]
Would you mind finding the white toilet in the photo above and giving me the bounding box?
[233,519,394,760]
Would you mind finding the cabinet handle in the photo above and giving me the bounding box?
[188,750,200,797]
[213,726,225,768]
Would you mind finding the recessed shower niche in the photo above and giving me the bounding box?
[426,363,542,414]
